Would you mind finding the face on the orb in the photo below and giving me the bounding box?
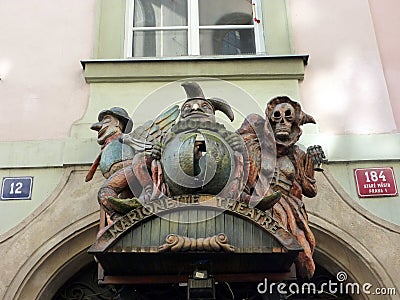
[180,98,215,122]
[90,114,122,145]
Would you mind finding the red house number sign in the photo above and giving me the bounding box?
[354,167,398,198]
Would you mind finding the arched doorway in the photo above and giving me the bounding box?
[6,217,99,300]
[53,261,352,299]
[9,204,392,300]
[308,215,395,300]
[49,215,388,300]
[11,214,392,300]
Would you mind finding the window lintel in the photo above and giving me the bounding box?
[81,54,308,83]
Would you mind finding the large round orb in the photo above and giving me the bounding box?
[161,129,234,196]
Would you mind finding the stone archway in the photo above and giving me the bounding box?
[304,169,400,300]
[13,219,99,300]
[8,169,398,300]
[0,167,103,300]
[41,217,389,300]
[310,215,394,300]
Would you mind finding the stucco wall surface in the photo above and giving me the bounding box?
[0,0,96,141]
[0,167,101,300]
[0,167,399,299]
[289,0,398,134]
[306,170,400,300]
[368,0,400,129]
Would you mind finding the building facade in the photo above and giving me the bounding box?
[0,0,399,299]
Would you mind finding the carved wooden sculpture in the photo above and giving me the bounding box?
[88,82,325,281]
[238,95,324,279]
[85,107,138,220]
[159,233,235,253]
[266,96,318,279]
[155,81,248,199]
[119,82,252,206]
[86,107,171,221]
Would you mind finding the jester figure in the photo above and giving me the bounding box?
[124,81,249,201]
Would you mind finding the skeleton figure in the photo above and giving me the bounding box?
[266,96,321,279]
[236,113,282,210]
[270,103,295,141]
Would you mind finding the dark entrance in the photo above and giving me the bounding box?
[53,262,352,300]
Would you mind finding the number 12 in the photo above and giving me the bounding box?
[10,182,23,194]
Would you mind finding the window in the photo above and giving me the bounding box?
[125,0,265,57]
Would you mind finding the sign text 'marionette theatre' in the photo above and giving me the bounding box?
[354,167,398,198]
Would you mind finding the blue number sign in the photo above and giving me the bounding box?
[1,177,33,200]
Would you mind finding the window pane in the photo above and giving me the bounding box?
[133,30,188,57]
[200,29,255,55]
[134,0,187,27]
[199,0,253,26]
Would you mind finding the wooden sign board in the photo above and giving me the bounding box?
[354,167,398,198]
[89,198,303,284]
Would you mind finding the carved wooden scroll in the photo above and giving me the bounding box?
[158,233,235,253]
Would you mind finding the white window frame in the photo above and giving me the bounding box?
[125,0,266,57]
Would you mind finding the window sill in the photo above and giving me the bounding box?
[81,54,308,83]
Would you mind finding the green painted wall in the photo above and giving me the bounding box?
[0,168,64,235]
[327,162,400,225]
[95,0,126,59]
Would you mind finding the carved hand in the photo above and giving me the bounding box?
[306,145,327,167]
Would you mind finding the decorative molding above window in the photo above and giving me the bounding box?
[81,55,308,83]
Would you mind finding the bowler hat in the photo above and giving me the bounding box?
[98,107,133,133]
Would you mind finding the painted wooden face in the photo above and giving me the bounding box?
[270,103,295,141]
[90,114,121,145]
[180,98,215,122]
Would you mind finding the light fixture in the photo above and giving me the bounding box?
[187,270,216,300]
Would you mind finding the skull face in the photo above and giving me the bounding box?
[270,103,295,140]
